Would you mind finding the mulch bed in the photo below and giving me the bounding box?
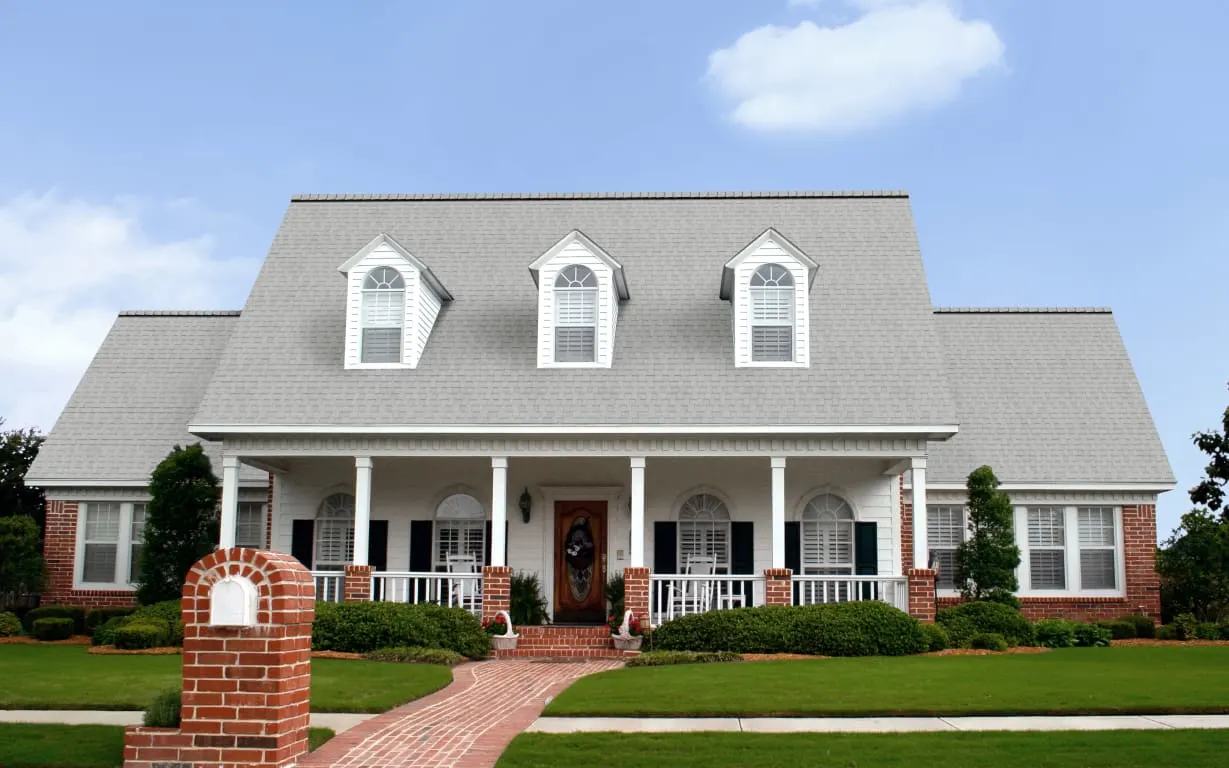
[87,645,182,655]
[1113,639,1229,647]
[312,650,365,660]
[926,646,1049,657]
[743,653,826,661]
[0,635,92,645]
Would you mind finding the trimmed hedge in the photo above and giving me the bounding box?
[32,617,74,641]
[1157,623,1179,640]
[23,605,87,635]
[365,646,466,666]
[652,602,927,657]
[313,602,490,658]
[91,616,127,647]
[936,601,1032,648]
[1034,619,1112,648]
[1117,614,1155,639]
[143,689,181,728]
[1195,622,1222,640]
[970,632,1008,651]
[921,622,950,651]
[1096,620,1137,640]
[0,611,22,637]
[115,621,171,650]
[625,651,743,667]
[85,606,137,631]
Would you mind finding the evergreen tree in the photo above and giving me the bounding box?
[954,465,1021,606]
[0,515,44,608]
[1191,382,1229,518]
[0,419,45,528]
[136,444,219,605]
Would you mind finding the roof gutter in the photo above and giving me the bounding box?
[189,423,960,439]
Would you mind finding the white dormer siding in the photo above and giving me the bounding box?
[722,229,817,368]
[531,231,629,369]
[339,234,452,370]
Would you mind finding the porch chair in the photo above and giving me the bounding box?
[666,554,716,621]
[444,554,482,613]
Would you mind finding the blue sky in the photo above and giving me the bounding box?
[0,0,1225,539]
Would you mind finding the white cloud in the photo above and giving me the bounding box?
[0,193,255,432]
[708,0,1005,133]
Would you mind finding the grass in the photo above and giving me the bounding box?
[545,646,1229,717]
[0,724,335,767]
[0,644,452,713]
[497,731,1229,768]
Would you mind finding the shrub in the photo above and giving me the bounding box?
[86,607,137,631]
[313,602,490,657]
[23,605,87,635]
[32,617,74,641]
[1157,623,1179,640]
[936,601,1032,647]
[364,646,466,666]
[129,600,184,645]
[1195,622,1222,640]
[1033,619,1078,648]
[1219,622,1229,641]
[970,632,1008,651]
[1096,620,1136,640]
[510,571,548,627]
[1117,614,1156,639]
[954,466,1021,602]
[0,611,22,637]
[0,515,45,600]
[921,622,950,651]
[1174,613,1199,640]
[606,573,625,618]
[625,651,743,667]
[137,444,219,605]
[653,602,926,657]
[143,689,181,728]
[91,616,128,647]
[115,621,170,650]
[1072,622,1112,647]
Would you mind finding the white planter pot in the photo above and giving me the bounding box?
[491,635,518,651]
[612,635,643,651]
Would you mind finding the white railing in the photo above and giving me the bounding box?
[650,574,765,626]
[792,575,909,611]
[312,572,345,603]
[371,571,484,616]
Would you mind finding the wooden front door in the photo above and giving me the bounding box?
[553,500,606,624]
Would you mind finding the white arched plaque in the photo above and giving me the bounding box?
[210,575,258,627]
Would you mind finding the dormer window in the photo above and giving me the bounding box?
[749,264,795,362]
[361,266,405,363]
[554,265,599,363]
[720,228,817,368]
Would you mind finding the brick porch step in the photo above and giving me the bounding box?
[493,624,640,658]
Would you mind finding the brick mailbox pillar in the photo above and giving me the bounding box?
[481,565,512,624]
[764,568,793,607]
[343,564,374,602]
[123,549,315,768]
[622,566,650,625]
[907,568,938,623]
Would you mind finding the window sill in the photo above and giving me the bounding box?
[73,583,137,592]
[1017,590,1127,600]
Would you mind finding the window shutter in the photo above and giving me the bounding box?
[291,520,314,569]
[854,521,878,600]
[784,522,801,573]
[484,521,493,566]
[653,522,677,574]
[368,520,388,572]
[731,522,754,575]
[409,520,433,572]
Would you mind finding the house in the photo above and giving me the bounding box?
[26,191,1174,646]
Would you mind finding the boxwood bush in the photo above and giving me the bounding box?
[1117,614,1155,639]
[921,622,950,651]
[936,601,1033,647]
[85,606,137,631]
[32,617,74,641]
[1195,622,1222,640]
[0,611,22,637]
[23,605,87,635]
[313,602,489,657]
[91,616,127,646]
[1034,619,1112,648]
[970,632,1008,651]
[1095,620,1136,640]
[652,602,927,657]
[625,651,743,667]
[115,621,171,650]
[364,646,466,666]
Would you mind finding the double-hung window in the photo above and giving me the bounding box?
[1018,505,1122,594]
[435,493,486,568]
[554,265,598,363]
[315,493,356,571]
[678,494,731,571]
[800,493,854,575]
[360,266,405,363]
[927,505,965,590]
[1026,506,1067,590]
[749,263,795,362]
[235,502,266,549]
[1078,507,1117,590]
[79,501,147,587]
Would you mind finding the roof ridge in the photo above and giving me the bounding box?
[119,310,242,317]
[290,190,910,202]
[934,307,1112,314]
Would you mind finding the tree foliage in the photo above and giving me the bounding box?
[0,418,45,528]
[0,514,45,606]
[954,465,1021,606]
[136,444,219,605]
[1190,382,1229,517]
[1157,508,1229,622]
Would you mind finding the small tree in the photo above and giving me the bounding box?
[1157,508,1229,622]
[0,515,45,608]
[0,418,46,529]
[1191,382,1229,518]
[954,465,1021,606]
[136,444,219,605]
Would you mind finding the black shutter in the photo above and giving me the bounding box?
[653,522,677,574]
[855,521,878,600]
[368,520,389,572]
[731,522,754,574]
[484,521,493,566]
[409,520,433,572]
[291,520,314,569]
[784,522,801,573]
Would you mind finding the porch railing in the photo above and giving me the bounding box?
[650,574,765,626]
[792,575,909,612]
[372,571,484,617]
[312,572,345,603]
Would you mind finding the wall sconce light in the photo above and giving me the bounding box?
[518,487,532,523]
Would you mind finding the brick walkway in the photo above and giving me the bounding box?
[299,659,621,768]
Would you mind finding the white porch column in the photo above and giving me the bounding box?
[353,457,373,566]
[911,457,928,569]
[629,457,646,567]
[218,456,240,549]
[491,457,508,567]
[771,457,787,569]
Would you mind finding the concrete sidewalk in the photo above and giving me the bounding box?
[528,714,1229,733]
[0,710,372,733]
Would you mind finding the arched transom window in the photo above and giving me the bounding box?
[749,263,795,362]
[678,493,731,571]
[554,264,598,363]
[316,493,355,571]
[801,493,854,574]
[361,266,405,363]
[435,493,486,569]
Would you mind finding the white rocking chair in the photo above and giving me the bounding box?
[445,554,482,613]
[667,555,716,620]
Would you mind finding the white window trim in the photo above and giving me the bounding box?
[1014,505,1126,598]
[531,230,626,369]
[926,504,966,596]
[235,501,267,549]
[724,230,816,369]
[75,501,146,591]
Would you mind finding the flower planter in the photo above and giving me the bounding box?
[491,635,518,651]
[612,635,643,651]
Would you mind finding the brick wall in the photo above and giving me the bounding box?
[907,568,937,622]
[623,566,649,626]
[481,566,512,624]
[42,500,136,609]
[764,568,793,606]
[343,564,373,602]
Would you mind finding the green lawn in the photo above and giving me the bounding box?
[0,724,334,768]
[0,645,452,714]
[546,647,1229,717]
[498,731,1229,768]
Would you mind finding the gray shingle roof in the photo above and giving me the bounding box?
[927,309,1174,485]
[26,313,265,485]
[191,194,958,428]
